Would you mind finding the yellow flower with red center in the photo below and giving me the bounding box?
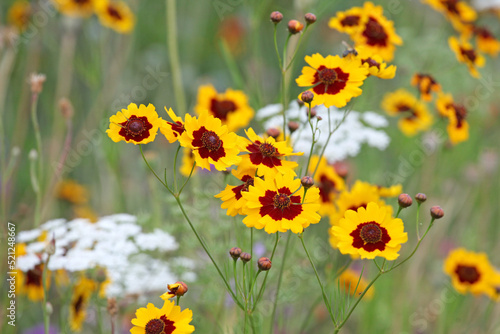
[56,179,89,205]
[52,0,96,17]
[240,128,302,178]
[332,202,408,260]
[195,85,254,132]
[423,0,477,31]
[95,0,135,34]
[350,2,403,62]
[328,5,365,35]
[473,27,500,57]
[353,46,397,79]
[107,103,162,145]
[449,36,485,78]
[377,184,403,198]
[215,166,257,217]
[381,89,433,136]
[73,205,98,222]
[411,73,441,101]
[130,299,195,334]
[159,108,185,143]
[296,53,369,108]
[444,248,498,297]
[308,155,345,217]
[16,264,50,302]
[338,268,374,299]
[178,110,244,171]
[446,103,469,145]
[70,277,97,332]
[179,148,196,177]
[242,172,321,234]
[436,92,455,117]
[8,1,31,31]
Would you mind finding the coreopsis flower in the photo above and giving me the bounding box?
[215,167,258,216]
[107,103,162,145]
[16,264,49,302]
[56,179,89,205]
[308,155,345,216]
[411,73,441,101]
[70,277,97,332]
[349,46,397,79]
[449,36,485,78]
[159,108,184,143]
[377,184,403,197]
[178,110,244,171]
[240,128,303,177]
[473,26,500,57]
[130,299,195,334]
[52,0,96,17]
[328,5,365,35]
[381,89,433,136]
[338,268,374,299]
[179,148,196,177]
[296,53,369,108]
[422,0,477,31]
[444,248,498,297]
[350,2,403,62]
[8,1,31,31]
[332,202,408,260]
[436,92,455,117]
[194,84,254,132]
[447,103,469,145]
[95,0,135,34]
[73,205,98,222]
[160,282,188,300]
[241,172,321,234]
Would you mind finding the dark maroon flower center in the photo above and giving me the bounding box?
[168,121,184,137]
[360,223,383,243]
[107,5,123,20]
[362,58,381,69]
[259,143,277,157]
[443,0,459,14]
[74,0,90,4]
[73,295,84,313]
[362,17,388,46]
[210,99,237,121]
[474,27,493,39]
[232,175,255,200]
[273,193,291,210]
[460,48,477,62]
[319,175,336,203]
[453,104,467,128]
[340,15,360,27]
[347,203,367,212]
[318,68,338,85]
[455,265,480,284]
[201,131,222,151]
[118,115,153,142]
[127,119,146,135]
[26,265,43,287]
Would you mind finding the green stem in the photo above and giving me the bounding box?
[304,102,316,176]
[166,0,187,116]
[42,255,51,334]
[416,203,421,240]
[234,260,244,298]
[252,233,280,311]
[31,93,43,226]
[285,26,310,72]
[139,145,169,189]
[281,34,292,141]
[299,233,336,326]
[273,25,283,70]
[172,145,181,192]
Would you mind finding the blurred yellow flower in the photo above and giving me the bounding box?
[411,73,441,101]
[449,36,485,78]
[179,148,196,177]
[423,0,477,31]
[308,155,345,217]
[70,276,97,332]
[95,0,135,34]
[8,1,31,31]
[338,268,374,299]
[328,5,365,35]
[57,179,89,205]
[16,264,50,302]
[52,0,96,18]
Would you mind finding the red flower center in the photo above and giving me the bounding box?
[26,265,43,287]
[259,142,277,157]
[340,15,360,27]
[455,265,480,284]
[232,176,255,200]
[273,193,291,210]
[443,0,459,14]
[362,57,381,69]
[360,223,383,243]
[210,99,237,121]
[362,17,388,46]
[145,315,176,334]
[318,68,338,85]
[127,118,146,136]
[347,203,367,212]
[201,131,222,151]
[319,175,336,203]
[73,295,84,314]
[107,5,122,20]
[460,48,477,62]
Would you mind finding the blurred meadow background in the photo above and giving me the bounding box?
[1,0,500,333]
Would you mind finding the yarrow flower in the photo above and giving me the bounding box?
[195,84,254,132]
[411,73,441,101]
[107,103,162,145]
[94,0,135,34]
[296,53,369,108]
[332,202,408,260]
[242,172,321,234]
[449,36,485,78]
[179,110,244,171]
[130,299,195,334]
[338,268,374,299]
[381,89,433,136]
[444,248,498,297]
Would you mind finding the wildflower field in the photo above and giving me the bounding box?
[2,0,500,333]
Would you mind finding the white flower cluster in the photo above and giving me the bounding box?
[257,101,390,162]
[473,0,500,10]
[17,214,195,297]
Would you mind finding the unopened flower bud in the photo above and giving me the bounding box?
[229,247,242,260]
[29,149,38,160]
[301,176,314,189]
[415,193,427,203]
[59,98,74,119]
[398,193,413,208]
[316,116,323,121]
[288,121,300,133]
[306,107,317,118]
[44,236,56,256]
[301,91,314,103]
[257,257,272,271]
[266,127,281,139]
[240,252,252,263]
[270,11,283,23]
[333,161,349,179]
[296,99,305,107]
[430,206,444,219]
[107,298,118,317]
[288,20,304,34]
[29,73,46,94]
[305,13,317,25]
[168,281,188,296]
